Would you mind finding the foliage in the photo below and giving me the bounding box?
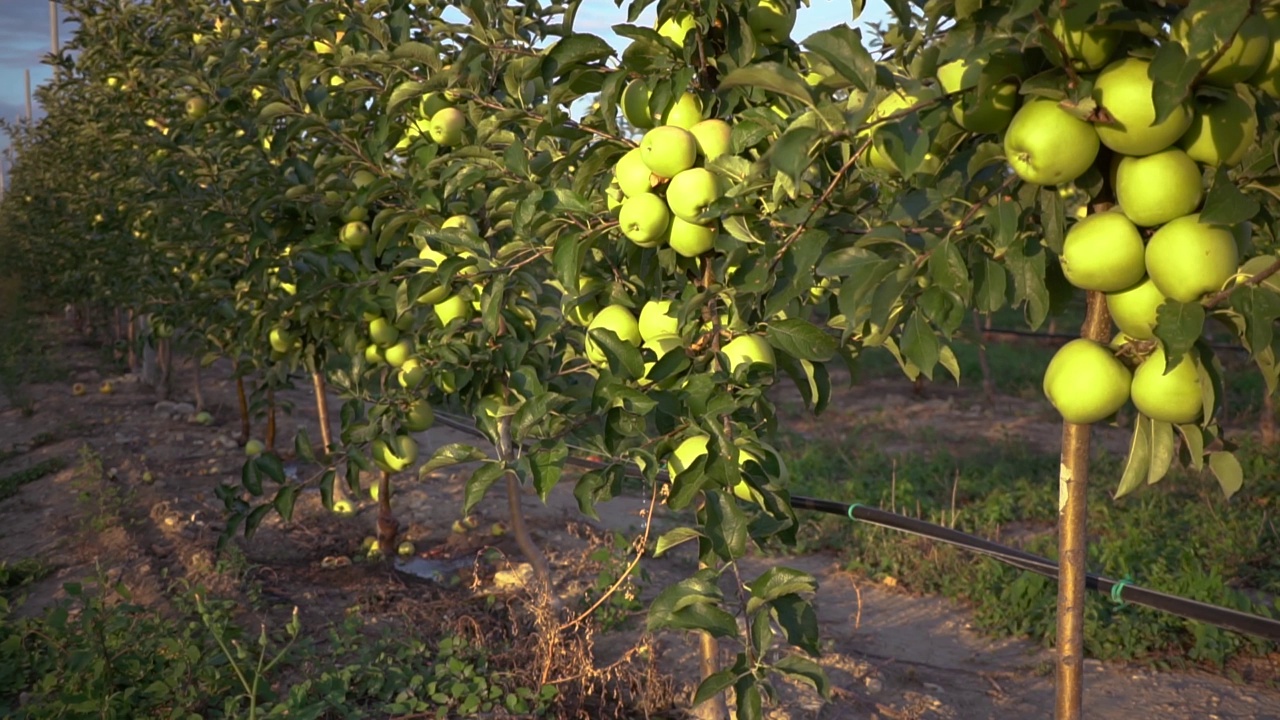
[4,0,1280,712]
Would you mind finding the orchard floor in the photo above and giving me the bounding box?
[2,318,1279,719]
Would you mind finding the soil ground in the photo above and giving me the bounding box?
[3,318,1280,719]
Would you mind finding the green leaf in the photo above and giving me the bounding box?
[419,443,488,478]
[1116,415,1153,499]
[387,80,428,112]
[254,453,285,484]
[1153,300,1205,370]
[529,439,567,502]
[1208,451,1243,499]
[770,126,822,186]
[1201,168,1260,226]
[241,459,263,496]
[1147,420,1176,487]
[295,427,316,462]
[273,485,297,522]
[588,327,645,380]
[1177,422,1207,471]
[257,102,293,121]
[719,62,816,107]
[463,461,505,515]
[746,567,818,609]
[541,34,614,83]
[647,579,738,638]
[765,318,837,362]
[655,526,703,557]
[772,654,831,697]
[900,311,939,380]
[771,593,821,656]
[704,490,749,561]
[244,505,272,540]
[802,26,878,91]
[692,670,738,707]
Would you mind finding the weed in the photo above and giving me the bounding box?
[70,445,130,532]
[0,459,67,502]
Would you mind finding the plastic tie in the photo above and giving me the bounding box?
[847,503,865,520]
[1111,576,1133,606]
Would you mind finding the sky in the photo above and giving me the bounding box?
[0,0,888,166]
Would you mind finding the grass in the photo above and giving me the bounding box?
[0,572,559,719]
[0,459,68,503]
[775,431,1280,672]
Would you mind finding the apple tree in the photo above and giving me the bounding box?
[6,0,1280,717]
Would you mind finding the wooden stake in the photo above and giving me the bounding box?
[1055,290,1111,720]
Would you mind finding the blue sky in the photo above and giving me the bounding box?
[0,1,887,162]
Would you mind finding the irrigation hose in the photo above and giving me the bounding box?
[428,412,1280,643]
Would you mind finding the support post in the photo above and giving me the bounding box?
[1055,290,1111,720]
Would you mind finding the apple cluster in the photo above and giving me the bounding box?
[1032,7,1280,427]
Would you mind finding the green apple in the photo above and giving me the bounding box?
[606,180,625,215]
[639,300,678,341]
[185,96,208,119]
[1115,148,1204,227]
[641,334,683,385]
[640,126,698,179]
[669,217,718,258]
[1042,339,1131,424]
[1171,10,1269,86]
[586,305,642,367]
[1249,10,1280,98]
[364,343,386,366]
[1048,12,1121,71]
[384,339,414,368]
[1092,58,1193,156]
[428,107,466,146]
[657,12,696,46]
[621,79,654,129]
[935,54,1021,134]
[747,0,797,45]
[1178,89,1258,167]
[402,400,435,432]
[567,277,602,326]
[398,359,428,389]
[415,246,451,305]
[1131,345,1204,424]
[434,294,473,325]
[1145,214,1239,302]
[666,168,721,222]
[863,88,939,173]
[372,435,419,473]
[420,92,453,118]
[369,317,399,347]
[332,500,355,516]
[721,334,776,375]
[662,93,704,130]
[614,147,655,197]
[268,327,297,353]
[397,541,416,557]
[1239,255,1280,293]
[1003,98,1100,185]
[442,214,480,235]
[690,119,733,161]
[340,220,371,250]
[244,439,266,456]
[619,194,671,248]
[667,434,760,501]
[1060,211,1146,292]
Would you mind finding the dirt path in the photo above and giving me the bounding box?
[2,321,1279,718]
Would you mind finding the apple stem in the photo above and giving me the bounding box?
[1055,289,1112,720]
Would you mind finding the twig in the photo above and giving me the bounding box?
[1202,257,1280,308]
[770,139,871,267]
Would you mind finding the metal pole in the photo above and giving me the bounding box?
[25,69,33,120]
[1054,290,1111,720]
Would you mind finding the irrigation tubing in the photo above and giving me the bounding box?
[429,412,1280,644]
